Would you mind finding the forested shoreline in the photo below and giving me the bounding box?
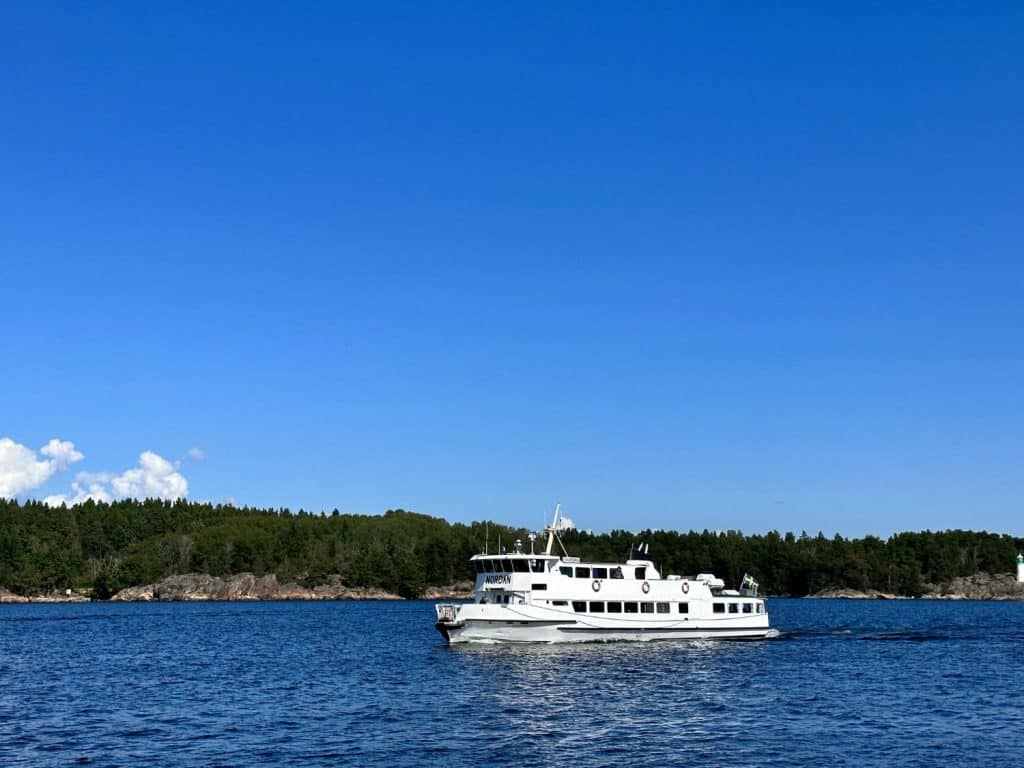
[1,498,1021,599]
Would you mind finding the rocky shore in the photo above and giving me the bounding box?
[921,572,1024,600]
[808,587,908,599]
[6,572,1022,603]
[1,574,475,603]
[110,573,475,602]
[809,572,1024,600]
[0,586,91,604]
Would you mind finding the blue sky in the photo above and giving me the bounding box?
[2,2,1022,536]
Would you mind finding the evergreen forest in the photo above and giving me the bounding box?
[1,498,1020,598]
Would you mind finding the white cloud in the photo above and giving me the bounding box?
[40,439,85,470]
[0,437,83,498]
[43,477,113,507]
[556,515,575,530]
[185,447,206,462]
[43,450,189,507]
[111,451,188,500]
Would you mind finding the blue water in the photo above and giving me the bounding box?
[2,599,1023,767]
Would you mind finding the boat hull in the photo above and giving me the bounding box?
[436,617,773,644]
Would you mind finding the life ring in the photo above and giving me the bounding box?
[592,580,601,592]
[641,581,650,594]
[682,580,690,594]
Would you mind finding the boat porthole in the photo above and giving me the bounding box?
[641,581,650,594]
[592,580,601,592]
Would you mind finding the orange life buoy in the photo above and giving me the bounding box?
[682,580,690,594]
[592,579,601,592]
[641,581,650,594]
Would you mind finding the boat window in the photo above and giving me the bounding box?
[606,601,622,613]
[640,603,654,614]
[624,602,638,613]
[713,603,725,614]
[532,583,547,591]
[611,566,624,579]
[560,567,573,577]
[482,559,494,573]
[634,567,646,580]
[575,567,589,578]
[552,600,568,606]
[592,567,608,579]
[474,560,483,573]
[728,603,738,613]
[679,602,689,614]
[512,559,529,573]
[501,559,513,573]
[589,602,605,613]
[572,601,587,613]
[530,560,545,573]
[743,603,752,613]
[656,602,669,614]
[756,604,763,614]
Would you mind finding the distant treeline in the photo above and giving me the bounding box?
[1,498,1021,598]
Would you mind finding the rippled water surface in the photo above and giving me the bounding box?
[2,599,1023,766]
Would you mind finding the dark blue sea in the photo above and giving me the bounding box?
[2,599,1023,767]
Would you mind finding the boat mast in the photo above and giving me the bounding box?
[544,503,570,558]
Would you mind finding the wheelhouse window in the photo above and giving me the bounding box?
[756,604,763,614]
[501,559,513,573]
[530,560,545,573]
[656,602,670,614]
[474,560,484,573]
[624,602,638,613]
[742,603,752,613]
[678,602,689,614]
[592,567,608,579]
[634,567,646,580]
[728,603,738,613]
[606,601,622,613]
[572,601,587,613]
[560,567,573,577]
[575,567,589,578]
[482,559,494,573]
[640,602,654,614]
[713,603,725,614]
[512,559,529,573]
[589,602,605,613]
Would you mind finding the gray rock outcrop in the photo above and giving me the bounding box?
[109,572,406,602]
[809,572,1024,600]
[0,587,29,603]
[922,572,1024,600]
[421,582,474,600]
[808,587,906,599]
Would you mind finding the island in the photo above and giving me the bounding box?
[1,498,1022,602]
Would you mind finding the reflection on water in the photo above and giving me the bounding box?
[2,599,1024,767]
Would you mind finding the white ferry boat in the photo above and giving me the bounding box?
[435,509,772,644]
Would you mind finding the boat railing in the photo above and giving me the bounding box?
[435,604,459,622]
